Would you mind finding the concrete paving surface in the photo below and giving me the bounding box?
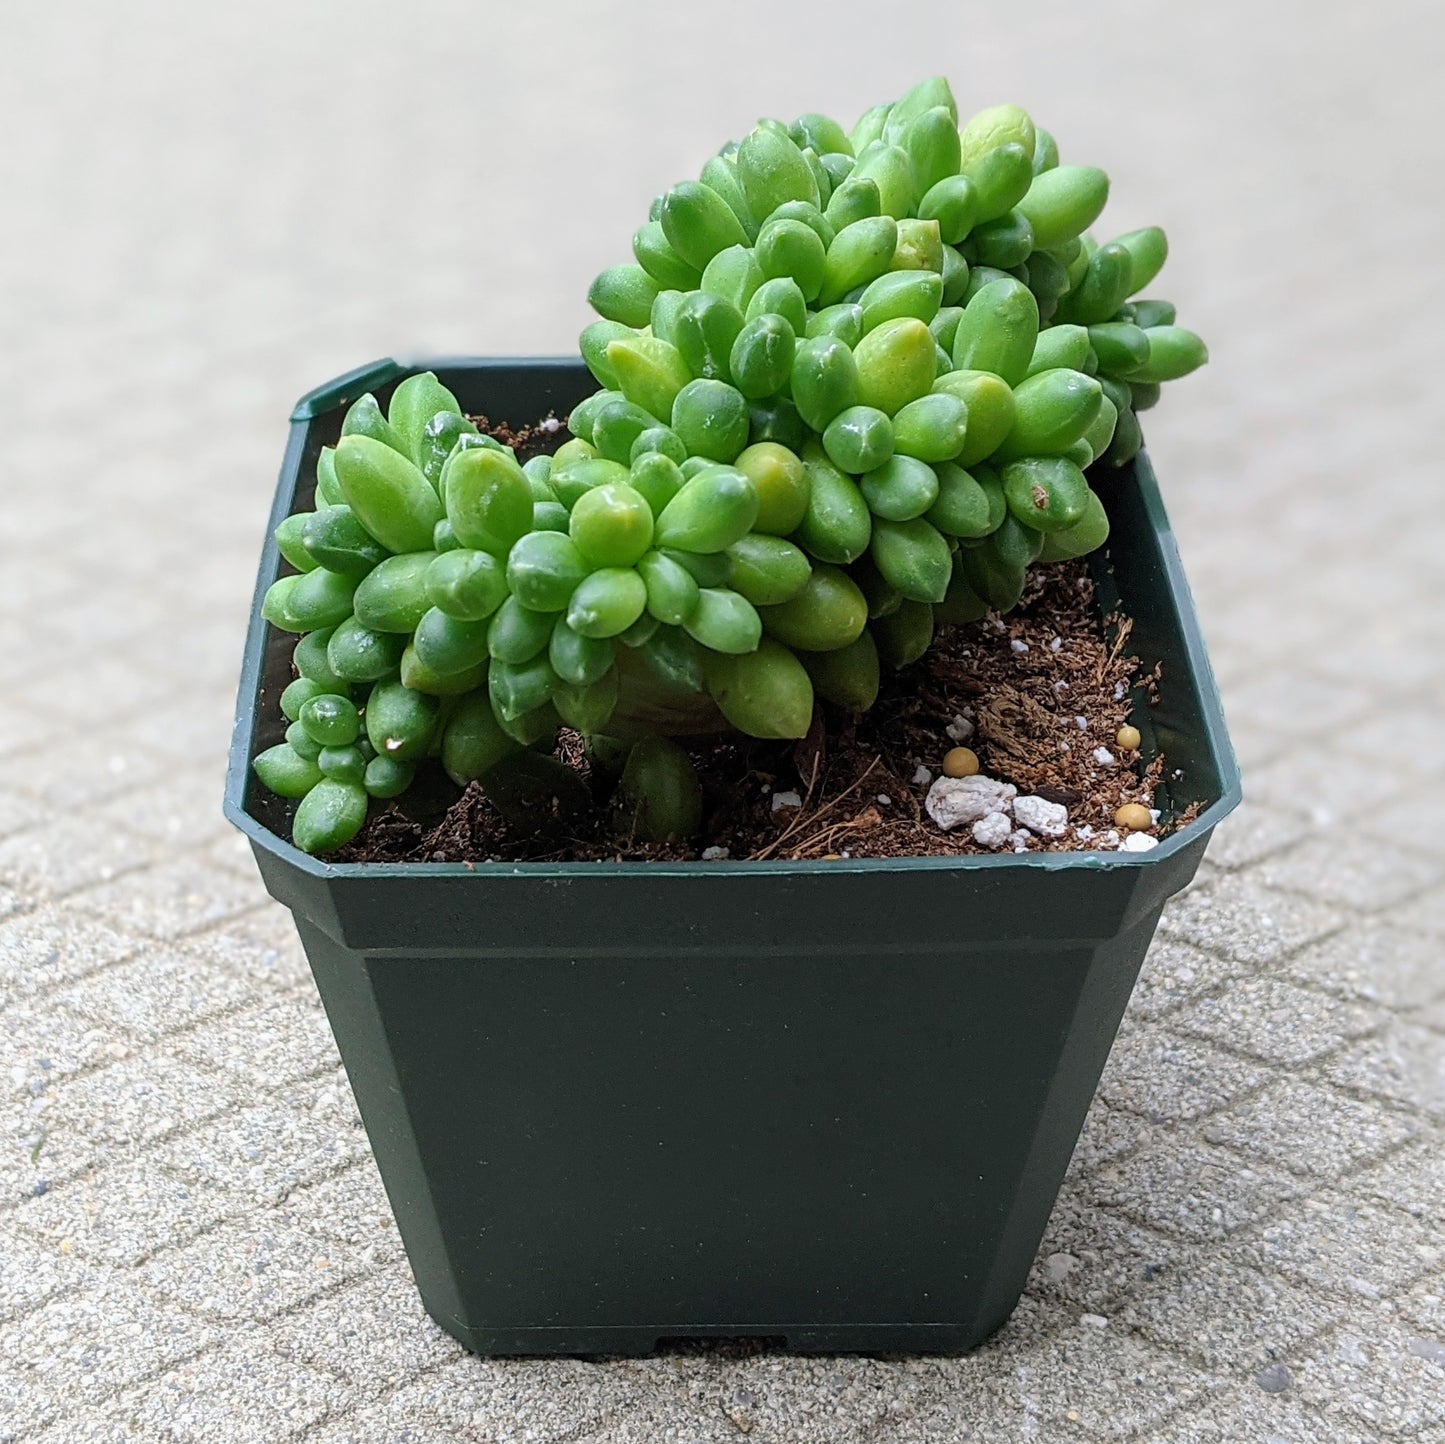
[2,0,1443,1438]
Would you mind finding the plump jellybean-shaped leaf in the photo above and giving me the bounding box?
[959,103,1036,167]
[746,394,807,451]
[334,434,443,555]
[962,142,1034,224]
[294,627,346,690]
[824,174,882,231]
[292,779,368,855]
[588,265,661,327]
[758,564,867,652]
[941,245,970,305]
[590,398,661,466]
[388,373,462,464]
[872,597,935,668]
[568,483,655,569]
[301,506,388,578]
[851,143,917,220]
[1131,298,1176,330]
[927,462,997,537]
[363,755,414,799]
[280,676,327,722]
[253,743,323,799]
[805,303,865,347]
[1001,456,1090,532]
[506,531,588,612]
[412,607,492,676]
[849,553,903,618]
[698,153,759,239]
[737,124,820,218]
[904,105,962,196]
[818,151,856,190]
[883,76,957,140]
[550,456,628,509]
[671,379,751,463]
[1128,326,1208,382]
[489,654,558,724]
[1112,226,1169,295]
[493,698,564,748]
[767,199,834,249]
[1026,324,1092,377]
[892,393,969,463]
[665,546,731,586]
[734,442,810,536]
[892,218,944,274]
[818,215,898,306]
[823,405,895,474]
[1130,380,1162,412]
[318,745,367,784]
[299,693,361,747]
[316,447,344,507]
[729,314,797,400]
[630,424,687,466]
[1015,166,1109,251]
[791,334,862,432]
[755,217,827,301]
[918,175,979,246]
[637,549,702,626]
[655,464,760,552]
[1088,323,1151,377]
[606,335,692,421]
[566,567,649,639]
[870,517,952,603]
[860,454,941,522]
[800,629,880,711]
[1101,403,1143,467]
[1053,243,1134,326]
[932,369,1016,466]
[487,595,557,664]
[632,220,704,290]
[423,548,508,624]
[629,451,686,519]
[579,319,634,389]
[744,276,809,335]
[700,244,765,315]
[341,393,407,456]
[683,587,763,654]
[662,180,753,270]
[265,568,357,632]
[860,270,943,334]
[275,513,317,572]
[626,625,709,697]
[951,279,1039,388]
[285,720,322,761]
[553,668,621,735]
[618,736,704,840]
[445,446,532,556]
[850,101,892,154]
[1037,487,1110,560]
[725,533,813,607]
[327,614,406,682]
[960,529,1028,611]
[566,393,615,449]
[434,519,460,551]
[673,291,744,384]
[549,617,617,686]
[792,112,853,159]
[854,317,936,416]
[995,368,1104,460]
[415,410,481,489]
[793,442,872,563]
[965,210,1034,269]
[440,689,521,785]
[704,638,815,741]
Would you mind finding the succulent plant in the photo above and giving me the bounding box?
[256,77,1207,853]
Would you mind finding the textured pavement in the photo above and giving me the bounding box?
[2,1,1444,1440]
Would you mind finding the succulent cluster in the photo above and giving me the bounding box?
[255,77,1206,854]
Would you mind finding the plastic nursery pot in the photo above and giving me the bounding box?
[225,356,1240,1357]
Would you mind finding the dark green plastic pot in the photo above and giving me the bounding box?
[225,357,1239,1356]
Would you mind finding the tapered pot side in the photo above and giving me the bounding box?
[224,356,1240,1356]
